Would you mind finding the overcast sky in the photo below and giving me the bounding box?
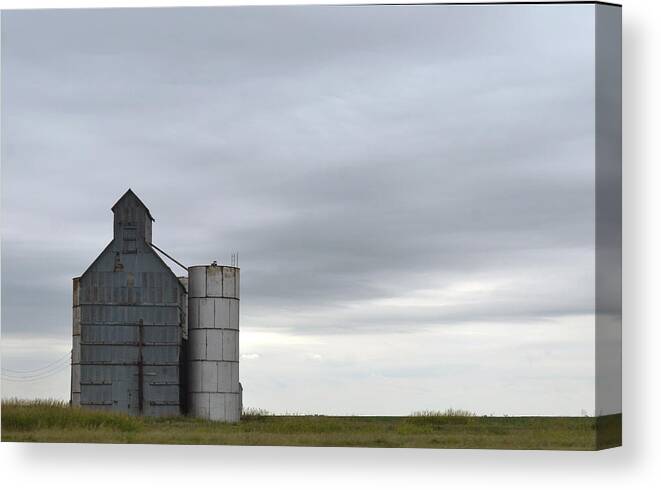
[1,4,596,415]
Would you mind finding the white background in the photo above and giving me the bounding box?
[0,0,658,489]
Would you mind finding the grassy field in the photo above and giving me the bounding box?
[1,400,621,450]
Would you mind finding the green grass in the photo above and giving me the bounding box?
[0,400,620,450]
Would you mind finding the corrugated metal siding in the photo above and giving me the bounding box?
[77,195,185,417]
[71,277,82,406]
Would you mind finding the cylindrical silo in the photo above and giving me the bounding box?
[187,264,241,422]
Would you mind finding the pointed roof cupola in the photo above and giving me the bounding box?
[112,189,154,246]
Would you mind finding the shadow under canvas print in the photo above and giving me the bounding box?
[0,2,621,450]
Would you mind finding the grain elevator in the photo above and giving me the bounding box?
[70,189,241,421]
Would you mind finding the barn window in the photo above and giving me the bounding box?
[123,227,137,253]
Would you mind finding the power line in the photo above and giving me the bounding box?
[2,352,71,382]
[2,351,71,375]
[2,358,70,379]
[1,361,70,382]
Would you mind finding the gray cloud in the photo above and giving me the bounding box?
[1,4,596,333]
